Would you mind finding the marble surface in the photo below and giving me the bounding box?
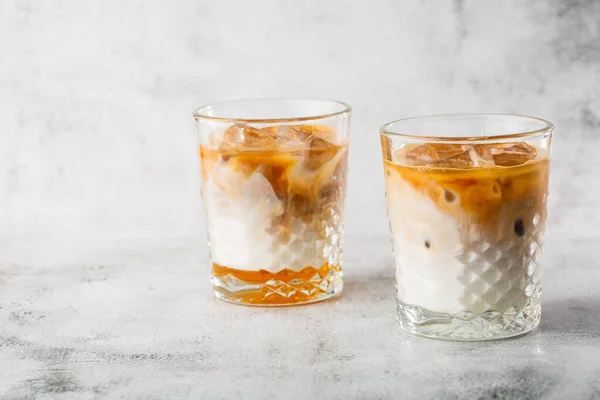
[1,143,600,399]
[2,0,600,398]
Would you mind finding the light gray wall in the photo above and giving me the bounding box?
[1,0,599,266]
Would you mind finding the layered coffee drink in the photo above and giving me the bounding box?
[382,138,551,339]
[200,123,348,305]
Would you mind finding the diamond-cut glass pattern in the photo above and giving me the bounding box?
[213,264,343,306]
[211,203,344,306]
[397,218,545,340]
[398,282,541,341]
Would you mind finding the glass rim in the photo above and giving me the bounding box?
[380,113,554,142]
[192,97,352,123]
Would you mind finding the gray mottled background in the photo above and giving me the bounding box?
[1,0,600,399]
[2,0,599,265]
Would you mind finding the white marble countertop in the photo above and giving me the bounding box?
[2,142,600,399]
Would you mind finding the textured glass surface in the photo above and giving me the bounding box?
[381,114,552,340]
[210,203,345,306]
[194,99,350,306]
[396,230,545,341]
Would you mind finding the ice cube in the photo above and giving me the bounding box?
[209,155,258,198]
[406,144,495,168]
[275,125,310,152]
[431,144,497,168]
[292,124,338,143]
[490,142,537,166]
[312,148,347,200]
[224,156,258,176]
[398,142,535,168]
[430,144,465,159]
[256,126,279,137]
[242,171,284,219]
[466,144,495,167]
[207,129,225,149]
[303,135,338,170]
[404,144,440,166]
[210,160,247,198]
[278,125,311,141]
[431,148,473,168]
[220,124,277,152]
[287,145,347,202]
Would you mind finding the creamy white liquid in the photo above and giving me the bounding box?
[203,172,328,273]
[386,171,533,315]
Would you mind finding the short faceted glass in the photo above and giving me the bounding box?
[380,114,552,340]
[193,98,351,306]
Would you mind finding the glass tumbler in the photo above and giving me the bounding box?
[193,98,351,306]
[380,114,552,340]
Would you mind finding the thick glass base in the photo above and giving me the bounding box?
[397,297,541,341]
[212,263,343,306]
